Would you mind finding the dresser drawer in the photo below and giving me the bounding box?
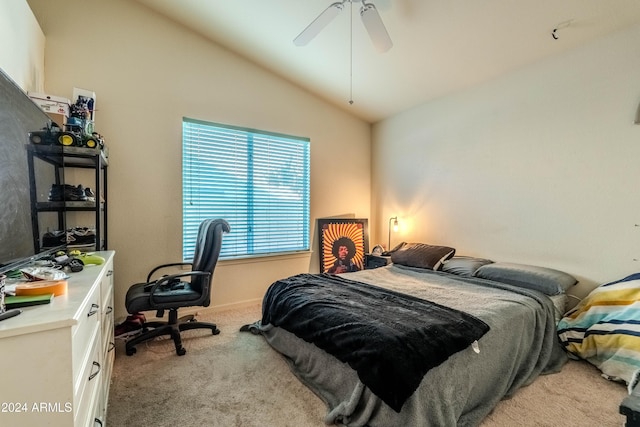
[100,262,114,304]
[101,289,114,346]
[98,339,116,424]
[74,331,102,427]
[72,282,101,386]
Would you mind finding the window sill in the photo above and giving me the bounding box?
[219,250,313,266]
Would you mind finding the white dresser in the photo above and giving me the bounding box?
[0,251,115,427]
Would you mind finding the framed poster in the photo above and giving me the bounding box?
[318,218,369,274]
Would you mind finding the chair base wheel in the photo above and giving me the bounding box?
[123,313,220,356]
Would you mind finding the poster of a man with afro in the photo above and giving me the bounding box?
[318,219,368,274]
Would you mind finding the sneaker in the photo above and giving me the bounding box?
[129,312,147,324]
[114,321,143,339]
[114,314,145,339]
[48,184,88,202]
[42,230,66,247]
[44,228,96,248]
[67,185,88,201]
[84,187,96,202]
[48,184,64,201]
[67,227,96,247]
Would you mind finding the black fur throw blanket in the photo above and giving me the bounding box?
[261,273,490,412]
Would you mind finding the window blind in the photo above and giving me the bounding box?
[182,118,310,260]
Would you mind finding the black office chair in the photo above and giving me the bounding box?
[124,218,230,356]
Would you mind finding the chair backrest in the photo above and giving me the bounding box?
[191,219,230,306]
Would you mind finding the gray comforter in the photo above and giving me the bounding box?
[259,265,567,426]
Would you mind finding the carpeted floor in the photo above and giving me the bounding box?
[107,304,628,426]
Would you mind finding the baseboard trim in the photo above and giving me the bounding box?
[138,298,263,323]
[201,298,263,315]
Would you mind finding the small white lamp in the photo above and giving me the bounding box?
[388,216,398,251]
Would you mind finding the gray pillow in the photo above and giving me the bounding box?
[474,262,577,295]
[391,243,455,270]
[441,256,494,277]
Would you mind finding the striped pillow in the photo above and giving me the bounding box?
[557,272,640,384]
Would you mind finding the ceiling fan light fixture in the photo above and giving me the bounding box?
[293,2,344,46]
[293,0,393,104]
[293,0,392,52]
[360,2,393,52]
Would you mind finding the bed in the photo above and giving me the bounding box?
[246,245,575,426]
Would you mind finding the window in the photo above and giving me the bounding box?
[182,118,310,260]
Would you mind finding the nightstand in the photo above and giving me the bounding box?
[365,254,392,269]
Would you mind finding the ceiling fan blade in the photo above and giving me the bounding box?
[294,2,344,46]
[360,2,393,52]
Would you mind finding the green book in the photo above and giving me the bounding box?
[4,293,54,309]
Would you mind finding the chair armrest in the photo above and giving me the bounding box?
[146,262,193,282]
[147,271,211,307]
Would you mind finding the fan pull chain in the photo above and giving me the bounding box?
[348,0,354,105]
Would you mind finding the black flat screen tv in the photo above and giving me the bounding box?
[0,68,65,274]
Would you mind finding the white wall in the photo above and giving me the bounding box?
[27,0,371,320]
[0,1,44,92]
[372,23,640,298]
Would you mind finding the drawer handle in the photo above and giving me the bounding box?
[95,417,103,426]
[108,342,116,352]
[87,303,100,317]
[88,361,101,381]
[106,270,113,277]
[105,306,113,315]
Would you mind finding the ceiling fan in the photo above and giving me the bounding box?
[294,0,393,53]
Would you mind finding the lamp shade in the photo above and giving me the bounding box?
[388,216,398,251]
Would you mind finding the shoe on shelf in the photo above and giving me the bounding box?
[67,184,88,201]
[42,230,67,248]
[67,227,96,247]
[84,187,96,202]
[48,184,88,202]
[48,184,64,201]
[42,227,96,248]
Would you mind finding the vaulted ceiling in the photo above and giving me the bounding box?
[134,0,640,123]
